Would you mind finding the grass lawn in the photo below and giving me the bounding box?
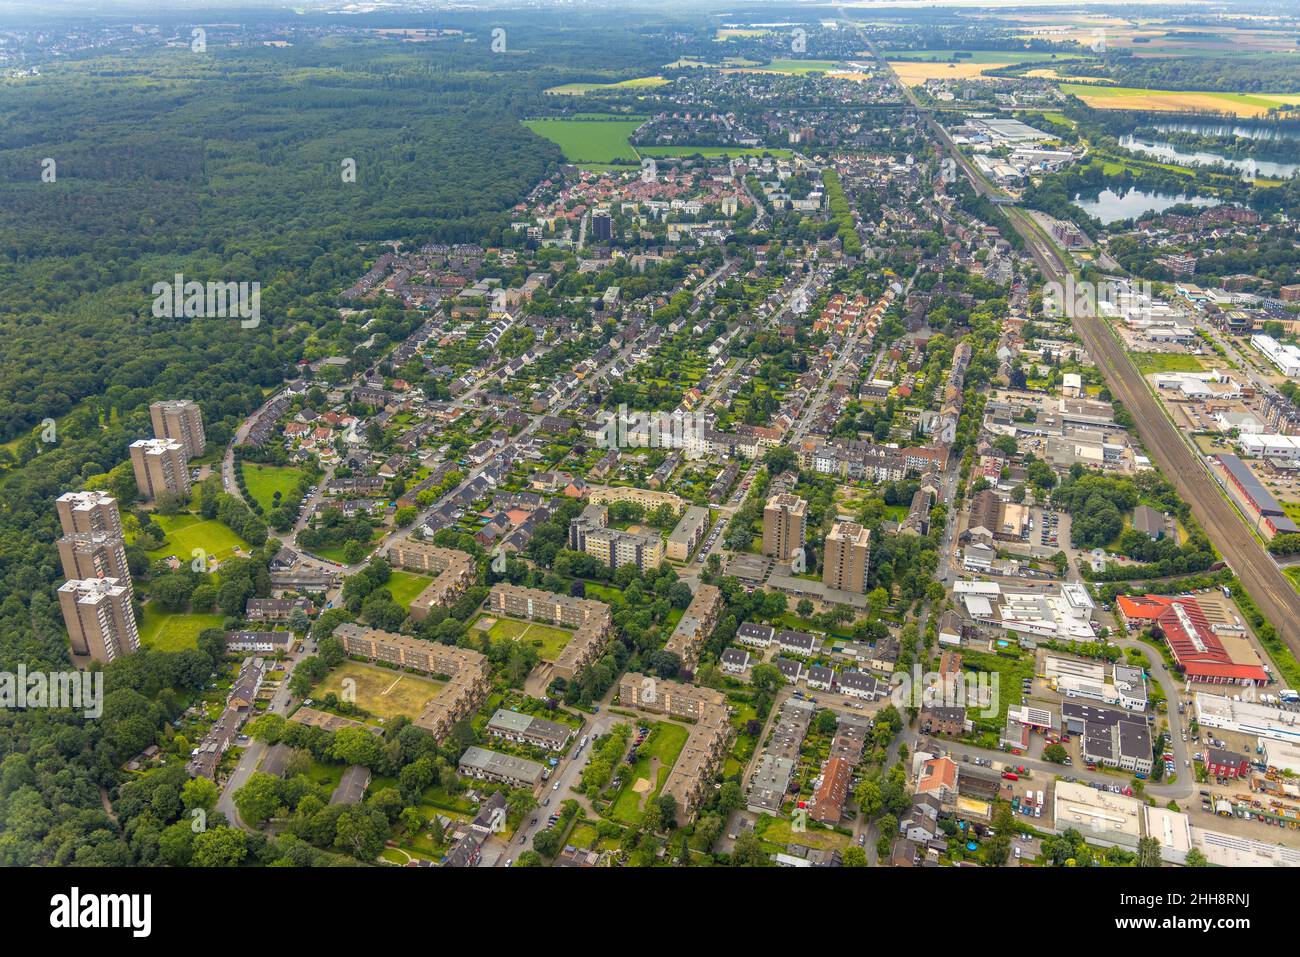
[138,602,224,652]
[609,721,689,824]
[241,462,306,513]
[481,616,574,661]
[522,117,644,164]
[387,570,435,610]
[312,661,445,722]
[1132,353,1207,374]
[139,513,250,564]
[756,814,851,852]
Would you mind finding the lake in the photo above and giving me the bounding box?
[1119,134,1299,179]
[1073,187,1220,225]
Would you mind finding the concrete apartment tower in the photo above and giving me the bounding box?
[58,577,140,664]
[58,533,132,594]
[823,521,872,594]
[56,490,123,539]
[129,438,191,502]
[150,399,206,458]
[762,492,807,560]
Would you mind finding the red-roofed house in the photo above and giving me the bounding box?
[1115,594,1171,628]
[916,756,959,804]
[809,756,852,825]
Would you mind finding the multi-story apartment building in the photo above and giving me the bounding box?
[618,673,731,824]
[333,623,489,740]
[385,538,477,621]
[129,438,191,502]
[58,577,139,664]
[823,521,871,594]
[57,532,132,593]
[150,399,206,459]
[458,746,547,790]
[663,583,724,672]
[487,584,613,681]
[56,490,123,539]
[762,493,807,560]
[576,524,663,572]
[666,505,710,562]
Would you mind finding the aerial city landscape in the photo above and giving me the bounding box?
[6,0,1300,908]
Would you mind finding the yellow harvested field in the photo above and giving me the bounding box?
[889,60,1013,84]
[1065,85,1300,117]
[1023,68,1104,82]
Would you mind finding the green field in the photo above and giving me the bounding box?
[1132,353,1207,374]
[138,602,224,652]
[312,660,445,722]
[138,513,250,564]
[480,615,574,661]
[609,721,689,824]
[523,117,644,164]
[740,59,847,74]
[241,463,306,513]
[387,571,435,610]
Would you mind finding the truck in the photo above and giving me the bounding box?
[1280,689,1300,704]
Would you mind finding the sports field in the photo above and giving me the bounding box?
[241,462,307,512]
[312,661,444,722]
[523,117,644,163]
[1060,83,1300,117]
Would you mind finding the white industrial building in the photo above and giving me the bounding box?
[1252,334,1300,377]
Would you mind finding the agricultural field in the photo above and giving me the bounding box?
[545,76,668,95]
[1060,83,1300,117]
[522,117,644,164]
[241,462,307,513]
[728,58,847,75]
[137,513,250,565]
[311,661,445,723]
[137,602,224,653]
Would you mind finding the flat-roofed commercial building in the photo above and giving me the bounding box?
[488,584,613,681]
[1052,780,1143,850]
[762,493,806,560]
[666,505,711,562]
[386,538,477,620]
[129,438,190,502]
[663,583,723,672]
[1194,692,1300,746]
[823,521,871,594]
[458,746,547,790]
[58,576,139,664]
[56,490,122,539]
[150,399,206,458]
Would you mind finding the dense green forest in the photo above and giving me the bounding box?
[0,18,691,865]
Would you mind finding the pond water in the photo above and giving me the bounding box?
[1119,134,1299,179]
[1073,186,1220,225]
